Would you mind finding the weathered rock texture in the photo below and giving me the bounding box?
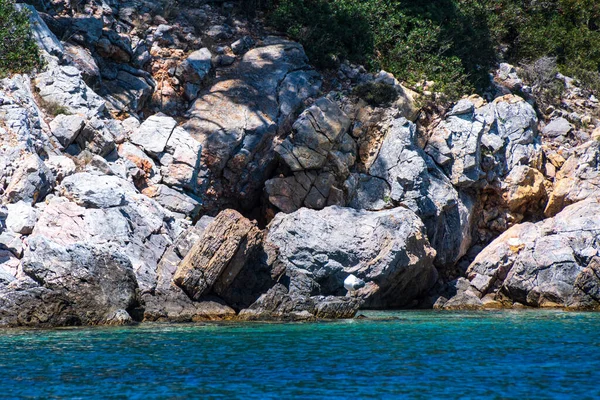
[1,0,599,327]
[266,206,438,308]
[441,200,600,309]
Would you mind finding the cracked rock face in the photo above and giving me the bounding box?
[183,37,322,211]
[443,199,600,309]
[265,206,438,308]
[545,140,600,217]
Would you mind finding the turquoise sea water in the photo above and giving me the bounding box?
[1,310,600,399]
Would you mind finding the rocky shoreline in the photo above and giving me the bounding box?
[1,0,599,327]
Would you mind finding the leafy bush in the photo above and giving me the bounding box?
[255,0,600,100]
[270,0,373,69]
[520,57,564,110]
[0,0,41,78]
[268,0,495,100]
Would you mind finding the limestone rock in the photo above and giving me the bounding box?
[265,206,438,308]
[501,165,547,214]
[32,194,176,293]
[49,114,85,148]
[545,140,600,217]
[59,172,135,208]
[448,199,600,309]
[276,97,351,171]
[19,236,139,325]
[231,36,255,55]
[16,4,64,61]
[75,117,116,157]
[158,127,203,191]
[130,114,177,156]
[5,201,38,235]
[143,184,201,219]
[4,153,55,205]
[184,37,322,210]
[368,117,474,268]
[176,48,212,84]
[543,117,573,138]
[173,209,262,301]
[425,99,485,187]
[35,66,105,119]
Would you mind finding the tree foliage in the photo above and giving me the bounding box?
[260,0,600,99]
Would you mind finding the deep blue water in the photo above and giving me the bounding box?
[1,310,600,399]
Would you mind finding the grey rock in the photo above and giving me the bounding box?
[76,118,116,157]
[102,70,154,114]
[266,206,438,308]
[425,100,485,187]
[369,117,473,267]
[59,172,135,208]
[346,173,392,211]
[32,194,177,293]
[145,184,201,218]
[158,127,202,191]
[4,153,55,205]
[5,201,37,234]
[49,114,85,148]
[543,117,573,138]
[0,231,24,258]
[176,48,212,84]
[449,199,600,309]
[16,4,64,61]
[44,156,76,182]
[184,38,321,209]
[35,66,105,119]
[117,142,162,186]
[130,114,177,155]
[231,36,255,55]
[206,25,233,40]
[19,236,139,325]
[276,97,351,171]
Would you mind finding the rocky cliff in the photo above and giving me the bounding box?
[1,0,599,327]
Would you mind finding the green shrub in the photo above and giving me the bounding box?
[520,57,564,110]
[256,0,600,100]
[270,0,372,69]
[0,0,42,78]
[268,0,495,100]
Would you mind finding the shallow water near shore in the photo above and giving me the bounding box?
[1,310,600,399]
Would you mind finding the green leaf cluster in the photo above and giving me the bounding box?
[0,0,42,78]
[263,0,600,100]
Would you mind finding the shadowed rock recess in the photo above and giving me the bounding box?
[1,2,599,327]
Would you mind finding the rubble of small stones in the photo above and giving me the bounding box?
[0,1,599,327]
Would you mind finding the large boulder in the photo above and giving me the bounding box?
[4,153,55,205]
[443,199,600,309]
[0,236,139,327]
[130,114,178,156]
[265,206,438,308]
[366,117,474,268]
[276,97,351,171]
[173,209,263,302]
[34,175,178,292]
